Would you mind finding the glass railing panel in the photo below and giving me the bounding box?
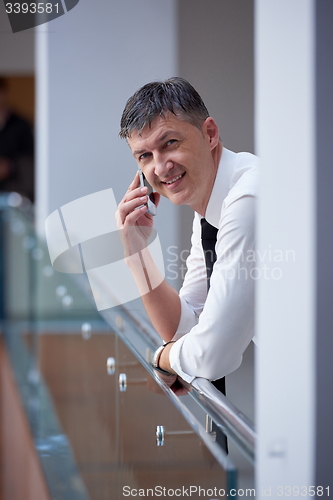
[0,201,256,499]
[101,299,255,486]
[1,207,34,322]
[39,327,117,500]
[2,205,100,325]
[114,334,235,498]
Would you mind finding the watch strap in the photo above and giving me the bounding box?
[152,345,165,369]
[153,365,175,376]
[151,341,175,376]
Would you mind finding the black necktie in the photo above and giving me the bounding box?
[201,218,228,451]
[200,218,218,291]
[200,218,225,395]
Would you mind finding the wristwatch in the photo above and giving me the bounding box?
[151,342,175,376]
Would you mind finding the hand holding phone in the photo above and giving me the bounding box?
[138,169,157,216]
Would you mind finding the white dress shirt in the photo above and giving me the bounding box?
[169,148,258,383]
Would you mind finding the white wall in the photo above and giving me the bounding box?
[255,0,315,493]
[178,0,254,154]
[36,0,181,285]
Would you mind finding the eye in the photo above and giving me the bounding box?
[166,139,177,146]
[139,152,151,161]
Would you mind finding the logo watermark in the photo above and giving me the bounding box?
[45,188,165,311]
[4,0,80,33]
[45,188,296,311]
[165,245,296,282]
[122,485,256,497]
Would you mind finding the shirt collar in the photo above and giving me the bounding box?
[204,147,236,228]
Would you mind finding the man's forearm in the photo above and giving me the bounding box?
[116,173,182,341]
[127,250,181,341]
[141,279,181,341]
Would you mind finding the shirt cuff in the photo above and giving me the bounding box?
[169,336,196,384]
[172,296,199,341]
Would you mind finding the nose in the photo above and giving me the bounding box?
[153,152,173,179]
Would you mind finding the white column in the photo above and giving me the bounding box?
[255,0,316,493]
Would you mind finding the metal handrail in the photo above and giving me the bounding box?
[190,378,255,461]
[105,301,256,462]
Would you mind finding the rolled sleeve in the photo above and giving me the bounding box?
[172,295,199,340]
[169,336,196,383]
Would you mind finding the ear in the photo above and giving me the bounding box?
[202,117,220,150]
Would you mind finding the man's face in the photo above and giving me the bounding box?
[127,113,220,215]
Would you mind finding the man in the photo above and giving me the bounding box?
[116,77,258,392]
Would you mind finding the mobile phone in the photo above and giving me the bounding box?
[138,170,157,216]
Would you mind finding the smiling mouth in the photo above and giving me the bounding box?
[162,172,186,185]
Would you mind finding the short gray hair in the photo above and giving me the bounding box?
[119,77,210,139]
